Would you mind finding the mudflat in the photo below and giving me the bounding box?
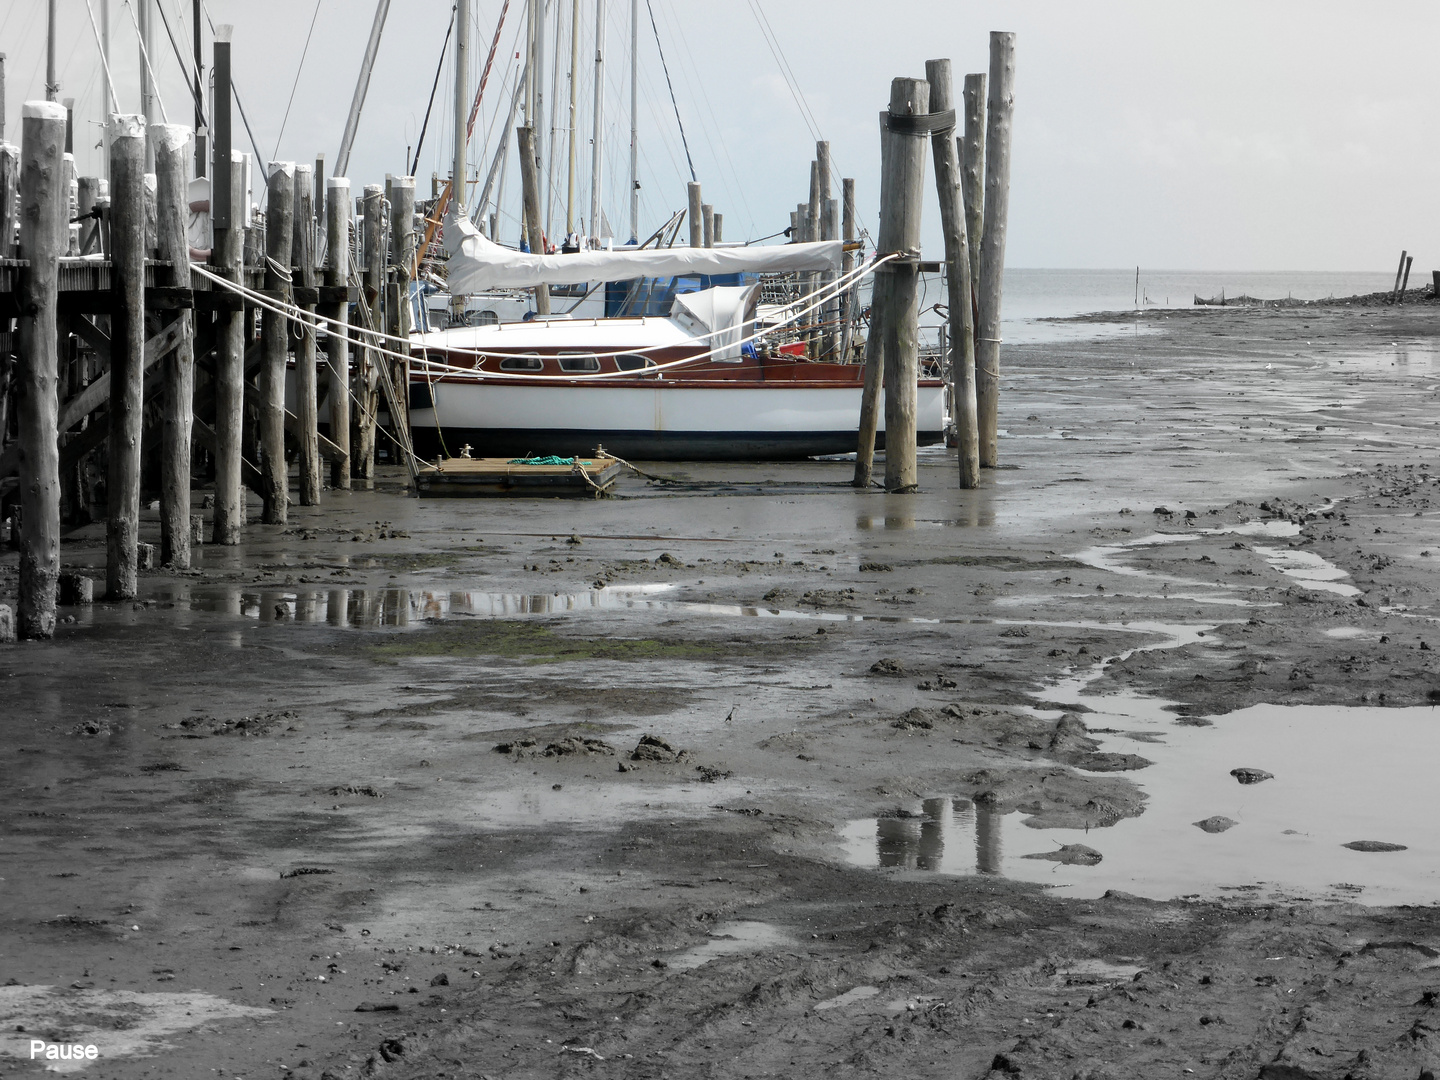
[5,302,1440,1078]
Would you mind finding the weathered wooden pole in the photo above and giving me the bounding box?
[325,176,351,489]
[356,183,383,481]
[212,151,246,543]
[14,100,66,638]
[107,114,146,600]
[840,177,856,360]
[388,174,415,442]
[293,162,321,504]
[687,181,702,247]
[961,73,986,305]
[977,33,1015,468]
[806,159,821,356]
[701,203,714,248]
[0,141,17,259]
[821,197,839,358]
[76,175,100,254]
[517,127,551,314]
[880,77,929,493]
[260,161,295,524]
[1399,255,1414,303]
[851,281,888,489]
[712,213,722,243]
[925,58,979,489]
[1392,250,1407,301]
[153,123,196,566]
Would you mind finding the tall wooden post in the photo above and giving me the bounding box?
[260,161,294,524]
[961,73,986,306]
[701,203,714,248]
[212,151,246,544]
[153,123,196,566]
[325,176,351,489]
[977,33,1015,468]
[712,213,722,243]
[806,159,821,356]
[356,183,383,481]
[107,114,146,600]
[76,175,100,254]
[851,282,887,489]
[821,197,839,358]
[840,177,856,361]
[879,77,929,493]
[15,100,66,638]
[517,127,550,314]
[687,181,702,247]
[293,163,321,505]
[388,174,415,441]
[925,59,979,489]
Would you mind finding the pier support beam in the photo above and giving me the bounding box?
[293,163,320,505]
[107,114,147,600]
[961,73,986,313]
[386,174,415,445]
[977,32,1015,468]
[15,100,66,638]
[325,176,351,489]
[880,77,929,494]
[153,123,196,566]
[687,182,702,248]
[261,162,295,524]
[356,183,383,482]
[925,58,979,489]
[212,151,246,544]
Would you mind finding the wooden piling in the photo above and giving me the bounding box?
[925,58,979,489]
[0,140,17,259]
[1392,250,1407,301]
[701,203,714,248]
[517,127,551,314]
[76,175,100,254]
[840,177,855,361]
[851,281,887,489]
[15,100,67,638]
[1399,255,1414,303]
[260,162,295,524]
[325,176,351,489]
[687,181,703,247]
[211,151,246,544]
[961,73,986,305]
[806,159,821,356]
[293,163,320,505]
[977,32,1015,468]
[107,114,146,600]
[356,183,383,482]
[821,196,839,358]
[387,174,415,451]
[879,77,929,494]
[153,124,196,567]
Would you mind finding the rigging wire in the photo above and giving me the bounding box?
[81,0,121,114]
[643,0,695,183]
[200,1,271,184]
[745,0,821,141]
[271,0,326,160]
[410,5,457,176]
[121,0,170,122]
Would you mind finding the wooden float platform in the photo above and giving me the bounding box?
[413,455,623,498]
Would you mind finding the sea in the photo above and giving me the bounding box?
[909,268,1403,346]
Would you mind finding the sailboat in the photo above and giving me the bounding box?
[408,0,945,462]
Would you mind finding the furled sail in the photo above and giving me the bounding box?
[443,211,842,293]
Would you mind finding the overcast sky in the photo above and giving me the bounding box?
[3,1,1437,272]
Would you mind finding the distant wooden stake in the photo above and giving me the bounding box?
[325,176,351,489]
[212,152,246,544]
[880,77,929,494]
[926,59,979,489]
[153,124,195,567]
[15,100,66,638]
[107,115,147,600]
[293,163,320,505]
[1393,250,1407,301]
[976,32,1015,468]
[1399,255,1414,304]
[260,161,295,524]
[687,181,702,247]
[517,127,551,314]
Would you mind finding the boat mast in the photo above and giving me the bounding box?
[546,1,563,240]
[45,0,58,101]
[138,0,156,166]
[566,0,578,235]
[590,0,604,245]
[335,0,392,176]
[453,0,470,214]
[628,0,637,244]
[534,0,547,248]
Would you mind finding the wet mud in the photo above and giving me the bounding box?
[6,302,1440,1076]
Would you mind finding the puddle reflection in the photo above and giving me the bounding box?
[868,797,1005,874]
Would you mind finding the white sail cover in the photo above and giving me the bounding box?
[444,211,842,293]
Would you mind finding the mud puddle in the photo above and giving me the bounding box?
[668,922,792,971]
[843,688,1440,904]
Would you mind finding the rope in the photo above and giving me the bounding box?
[190,252,891,385]
[265,256,293,283]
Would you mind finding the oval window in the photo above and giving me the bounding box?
[498,354,545,372]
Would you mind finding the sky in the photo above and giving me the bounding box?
[2,0,1437,272]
